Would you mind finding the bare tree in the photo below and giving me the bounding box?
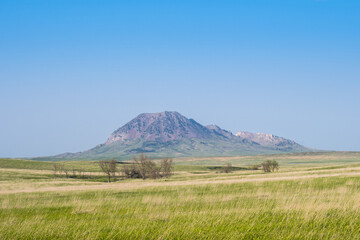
[221,163,233,173]
[63,167,69,178]
[133,154,147,180]
[58,164,69,178]
[123,155,174,180]
[133,154,150,180]
[53,163,58,178]
[72,168,77,178]
[160,158,173,178]
[270,160,279,172]
[261,160,279,172]
[132,154,163,179]
[57,163,64,177]
[147,161,161,179]
[78,168,85,178]
[118,165,123,177]
[122,164,142,179]
[98,159,117,183]
[261,160,271,172]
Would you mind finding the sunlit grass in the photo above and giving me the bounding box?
[1,153,360,239]
[1,176,360,239]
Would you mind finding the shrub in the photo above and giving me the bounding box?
[249,164,261,170]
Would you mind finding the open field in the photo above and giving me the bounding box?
[1,152,360,239]
[173,151,360,166]
[28,151,360,166]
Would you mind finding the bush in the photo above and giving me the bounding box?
[249,164,261,170]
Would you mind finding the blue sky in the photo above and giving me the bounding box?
[1,0,359,157]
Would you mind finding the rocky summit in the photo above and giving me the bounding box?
[105,111,214,143]
[44,111,312,160]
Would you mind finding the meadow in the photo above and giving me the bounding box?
[1,152,360,239]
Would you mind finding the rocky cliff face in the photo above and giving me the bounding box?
[235,131,297,148]
[205,125,234,139]
[106,111,214,144]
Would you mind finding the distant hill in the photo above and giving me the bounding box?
[37,111,313,160]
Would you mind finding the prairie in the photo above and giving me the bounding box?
[1,152,360,239]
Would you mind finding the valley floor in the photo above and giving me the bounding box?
[1,152,360,239]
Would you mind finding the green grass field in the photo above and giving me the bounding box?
[1,152,360,239]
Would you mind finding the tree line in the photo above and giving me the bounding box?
[99,154,173,182]
[220,160,279,174]
[53,156,279,182]
[248,160,279,172]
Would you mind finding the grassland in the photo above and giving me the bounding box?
[1,152,360,239]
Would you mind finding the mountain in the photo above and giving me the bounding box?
[39,111,312,160]
[106,112,214,143]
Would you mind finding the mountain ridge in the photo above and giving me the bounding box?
[37,111,313,160]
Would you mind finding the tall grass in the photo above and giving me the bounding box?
[1,175,360,239]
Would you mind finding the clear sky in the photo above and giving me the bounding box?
[1,0,359,157]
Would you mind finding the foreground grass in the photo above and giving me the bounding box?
[1,174,360,239]
[1,153,360,239]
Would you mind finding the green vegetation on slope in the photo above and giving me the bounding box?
[35,137,312,161]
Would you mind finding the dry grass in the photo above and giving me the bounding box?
[1,154,360,239]
[1,164,360,194]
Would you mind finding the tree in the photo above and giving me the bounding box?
[78,168,85,178]
[147,161,161,179]
[160,158,173,178]
[53,163,58,178]
[59,164,69,178]
[261,160,279,173]
[221,163,233,173]
[261,160,271,172]
[126,154,173,179]
[133,154,148,180]
[98,159,117,183]
[270,160,279,172]
[122,164,142,179]
[72,168,77,178]
[63,166,69,178]
[132,153,161,179]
